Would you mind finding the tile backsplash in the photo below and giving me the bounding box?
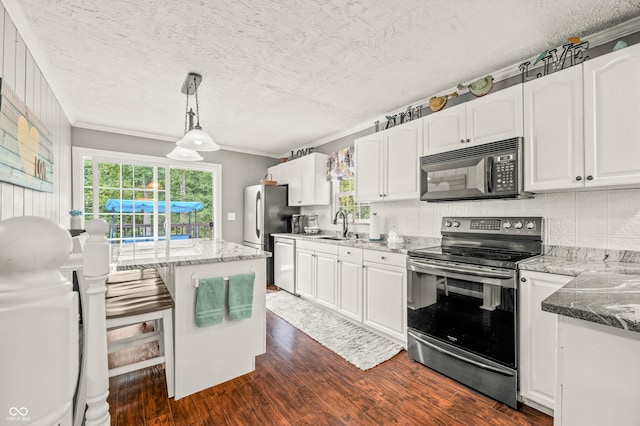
[302,188,640,250]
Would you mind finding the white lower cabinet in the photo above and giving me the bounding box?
[295,242,407,345]
[337,246,363,322]
[519,270,573,414]
[363,250,407,345]
[295,248,315,299]
[315,252,338,309]
[295,241,338,309]
[556,316,640,426]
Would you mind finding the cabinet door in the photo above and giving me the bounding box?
[584,42,640,188]
[299,155,316,205]
[338,258,362,321]
[422,103,466,155]
[524,66,584,192]
[355,133,384,202]
[267,163,283,184]
[383,120,423,201]
[466,84,523,146]
[519,270,572,412]
[287,159,303,206]
[315,252,338,309]
[295,248,314,299]
[363,263,407,343]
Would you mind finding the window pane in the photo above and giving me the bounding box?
[98,189,121,213]
[84,188,93,214]
[98,162,121,188]
[84,159,93,186]
[134,165,154,189]
[121,164,134,189]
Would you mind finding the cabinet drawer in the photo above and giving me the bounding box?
[297,239,339,255]
[363,249,406,268]
[338,246,362,261]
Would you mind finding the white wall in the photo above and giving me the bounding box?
[0,3,72,225]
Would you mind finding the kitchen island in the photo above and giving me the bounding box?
[115,238,271,400]
[521,254,640,426]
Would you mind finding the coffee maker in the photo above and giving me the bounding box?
[291,214,308,234]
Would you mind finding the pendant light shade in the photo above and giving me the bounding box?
[167,72,219,161]
[167,145,203,161]
[176,126,220,151]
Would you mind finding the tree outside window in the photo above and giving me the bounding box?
[337,179,370,223]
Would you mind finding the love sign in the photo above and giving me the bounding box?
[0,80,54,192]
[289,147,315,160]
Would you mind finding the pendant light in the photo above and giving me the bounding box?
[167,72,219,161]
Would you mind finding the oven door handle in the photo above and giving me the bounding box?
[408,330,515,377]
[407,260,514,280]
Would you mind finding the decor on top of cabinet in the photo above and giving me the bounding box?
[375,105,424,132]
[613,40,628,51]
[519,37,590,82]
[259,173,277,186]
[429,91,459,112]
[326,147,354,181]
[289,146,316,160]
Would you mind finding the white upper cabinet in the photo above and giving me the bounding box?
[268,153,330,206]
[423,84,523,155]
[524,42,640,192]
[355,119,422,202]
[524,65,584,192]
[584,42,640,188]
[422,104,466,155]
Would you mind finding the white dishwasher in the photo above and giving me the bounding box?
[273,236,296,293]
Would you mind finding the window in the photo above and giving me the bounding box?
[72,147,221,243]
[336,178,369,223]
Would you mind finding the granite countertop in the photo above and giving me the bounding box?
[271,233,440,255]
[520,255,640,333]
[115,239,271,271]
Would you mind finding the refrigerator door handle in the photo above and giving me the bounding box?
[256,190,261,239]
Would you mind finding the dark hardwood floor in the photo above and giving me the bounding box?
[107,298,553,425]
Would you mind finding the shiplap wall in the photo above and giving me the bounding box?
[0,2,72,226]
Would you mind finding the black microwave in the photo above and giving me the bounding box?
[420,137,530,202]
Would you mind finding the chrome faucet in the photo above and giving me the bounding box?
[333,210,348,237]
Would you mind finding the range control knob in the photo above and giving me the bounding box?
[503,221,513,229]
[453,221,461,228]
[514,221,523,229]
[445,220,453,227]
[526,221,536,230]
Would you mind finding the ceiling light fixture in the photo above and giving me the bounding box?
[167,72,220,161]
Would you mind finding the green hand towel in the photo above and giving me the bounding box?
[195,277,225,327]
[228,272,255,320]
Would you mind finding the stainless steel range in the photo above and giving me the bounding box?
[407,216,543,408]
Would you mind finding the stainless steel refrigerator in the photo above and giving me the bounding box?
[243,184,300,285]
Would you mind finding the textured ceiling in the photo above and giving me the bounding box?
[9,0,640,156]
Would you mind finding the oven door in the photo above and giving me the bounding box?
[407,258,519,408]
[407,258,517,368]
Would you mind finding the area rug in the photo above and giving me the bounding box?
[266,291,403,370]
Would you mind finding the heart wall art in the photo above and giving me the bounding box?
[0,80,54,192]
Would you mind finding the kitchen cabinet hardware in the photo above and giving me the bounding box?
[381,256,386,260]
[586,175,593,180]
[521,277,526,282]
[575,176,582,181]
